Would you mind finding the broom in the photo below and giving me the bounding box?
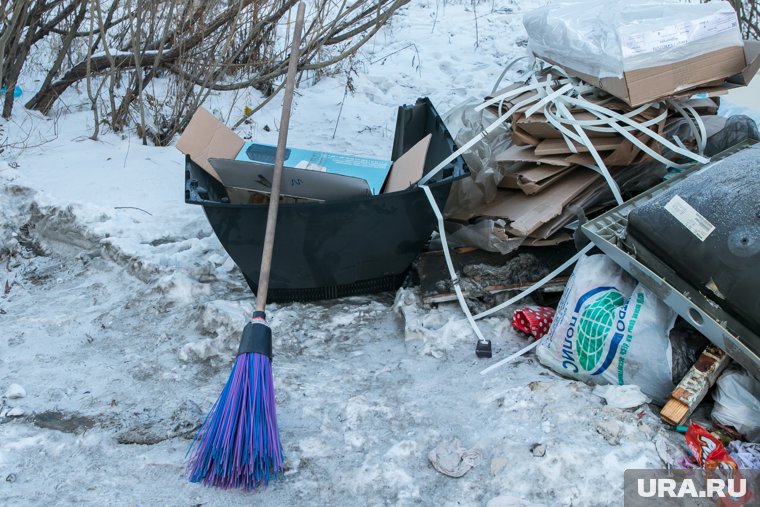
[187,2,305,490]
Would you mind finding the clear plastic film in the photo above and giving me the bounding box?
[442,98,512,219]
[523,0,743,79]
[444,218,524,255]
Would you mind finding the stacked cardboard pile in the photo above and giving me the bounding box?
[446,37,760,246]
[446,80,722,244]
[444,0,760,248]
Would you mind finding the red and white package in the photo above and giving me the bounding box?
[685,423,752,507]
[685,423,738,471]
[512,306,555,340]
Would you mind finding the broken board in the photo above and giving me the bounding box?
[418,243,577,304]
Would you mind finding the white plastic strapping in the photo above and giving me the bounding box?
[418,67,711,366]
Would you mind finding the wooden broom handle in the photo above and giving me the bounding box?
[255,2,305,311]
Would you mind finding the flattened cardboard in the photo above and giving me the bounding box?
[567,125,662,167]
[176,107,243,181]
[474,169,600,237]
[514,111,617,140]
[534,137,624,156]
[511,127,541,147]
[495,145,572,167]
[529,177,608,239]
[499,164,573,195]
[523,231,573,246]
[536,44,746,106]
[208,158,371,201]
[382,134,431,193]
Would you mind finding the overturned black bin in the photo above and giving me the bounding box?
[185,98,468,302]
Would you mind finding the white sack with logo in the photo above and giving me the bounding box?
[537,254,677,403]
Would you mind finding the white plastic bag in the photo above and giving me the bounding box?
[537,254,677,403]
[712,370,760,442]
[523,0,743,78]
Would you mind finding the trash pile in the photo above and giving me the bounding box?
[176,0,760,493]
[444,0,760,250]
[453,0,760,483]
[447,80,718,244]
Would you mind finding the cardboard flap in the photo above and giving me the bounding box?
[176,107,244,182]
[474,168,600,236]
[728,39,760,86]
[382,134,431,193]
[514,111,617,140]
[499,164,573,195]
[528,178,608,239]
[534,137,624,156]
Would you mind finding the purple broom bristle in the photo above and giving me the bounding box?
[187,352,283,489]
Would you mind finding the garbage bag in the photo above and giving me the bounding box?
[719,100,760,130]
[704,115,760,157]
[536,254,678,403]
[711,369,760,442]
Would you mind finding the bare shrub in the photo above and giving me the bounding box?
[1,0,410,145]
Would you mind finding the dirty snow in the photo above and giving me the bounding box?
[1,1,694,505]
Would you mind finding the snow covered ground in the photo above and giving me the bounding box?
[1,2,691,505]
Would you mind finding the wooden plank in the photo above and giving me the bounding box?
[660,344,730,426]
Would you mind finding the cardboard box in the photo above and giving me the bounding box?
[536,44,748,106]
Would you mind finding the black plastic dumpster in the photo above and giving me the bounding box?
[184,98,469,302]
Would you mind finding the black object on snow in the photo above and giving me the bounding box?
[626,143,760,335]
[185,98,469,302]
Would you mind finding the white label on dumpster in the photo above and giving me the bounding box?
[664,195,715,242]
[621,11,738,58]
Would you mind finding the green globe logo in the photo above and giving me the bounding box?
[575,290,626,372]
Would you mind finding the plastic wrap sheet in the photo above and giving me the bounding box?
[443,218,524,255]
[524,0,742,79]
[720,99,760,127]
[442,98,512,220]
